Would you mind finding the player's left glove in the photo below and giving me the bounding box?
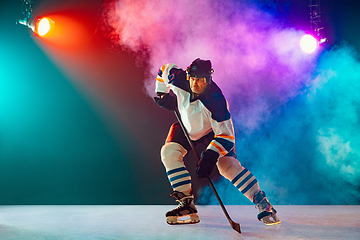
[196,149,219,178]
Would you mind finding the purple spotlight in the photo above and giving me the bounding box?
[300,34,318,54]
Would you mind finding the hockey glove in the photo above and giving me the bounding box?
[196,149,219,179]
[154,93,177,111]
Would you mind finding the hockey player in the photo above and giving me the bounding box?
[154,58,280,226]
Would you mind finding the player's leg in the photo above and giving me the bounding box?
[161,142,191,196]
[217,156,260,200]
[160,123,199,224]
[217,156,280,225]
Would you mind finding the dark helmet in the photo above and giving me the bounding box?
[186,58,214,83]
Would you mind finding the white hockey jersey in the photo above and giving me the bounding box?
[155,63,236,158]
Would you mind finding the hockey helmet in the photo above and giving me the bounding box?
[186,58,214,83]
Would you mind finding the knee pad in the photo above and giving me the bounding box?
[161,142,188,167]
[217,156,241,179]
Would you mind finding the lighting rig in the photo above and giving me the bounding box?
[17,0,55,37]
[309,0,327,44]
[300,0,327,54]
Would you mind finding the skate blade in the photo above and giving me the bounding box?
[166,213,200,225]
[262,214,281,226]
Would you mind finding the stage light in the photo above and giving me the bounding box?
[18,16,55,38]
[34,17,55,37]
[300,34,317,54]
[17,1,55,38]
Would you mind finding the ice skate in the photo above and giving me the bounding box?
[253,191,281,225]
[165,190,200,225]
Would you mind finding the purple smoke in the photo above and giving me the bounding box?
[105,0,319,132]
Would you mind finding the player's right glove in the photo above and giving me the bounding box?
[154,93,177,111]
[196,149,219,178]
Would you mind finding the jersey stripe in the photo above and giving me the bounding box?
[209,141,227,156]
[156,76,165,83]
[214,134,235,140]
[213,138,234,152]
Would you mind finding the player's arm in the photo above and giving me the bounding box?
[196,99,235,178]
[154,64,180,110]
[155,63,180,94]
[207,120,235,157]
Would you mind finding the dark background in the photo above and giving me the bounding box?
[1,0,359,205]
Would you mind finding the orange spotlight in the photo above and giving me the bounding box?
[34,17,55,37]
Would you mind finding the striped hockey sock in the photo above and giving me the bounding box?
[166,166,192,195]
[231,167,260,200]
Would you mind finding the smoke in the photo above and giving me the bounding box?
[199,43,360,205]
[105,0,317,122]
[105,0,360,204]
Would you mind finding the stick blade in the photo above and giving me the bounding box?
[231,221,241,233]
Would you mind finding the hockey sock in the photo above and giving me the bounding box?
[231,167,260,201]
[166,167,192,195]
[161,142,192,196]
[217,156,260,201]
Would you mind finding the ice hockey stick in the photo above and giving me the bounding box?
[174,108,241,234]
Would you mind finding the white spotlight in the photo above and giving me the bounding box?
[300,34,318,54]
